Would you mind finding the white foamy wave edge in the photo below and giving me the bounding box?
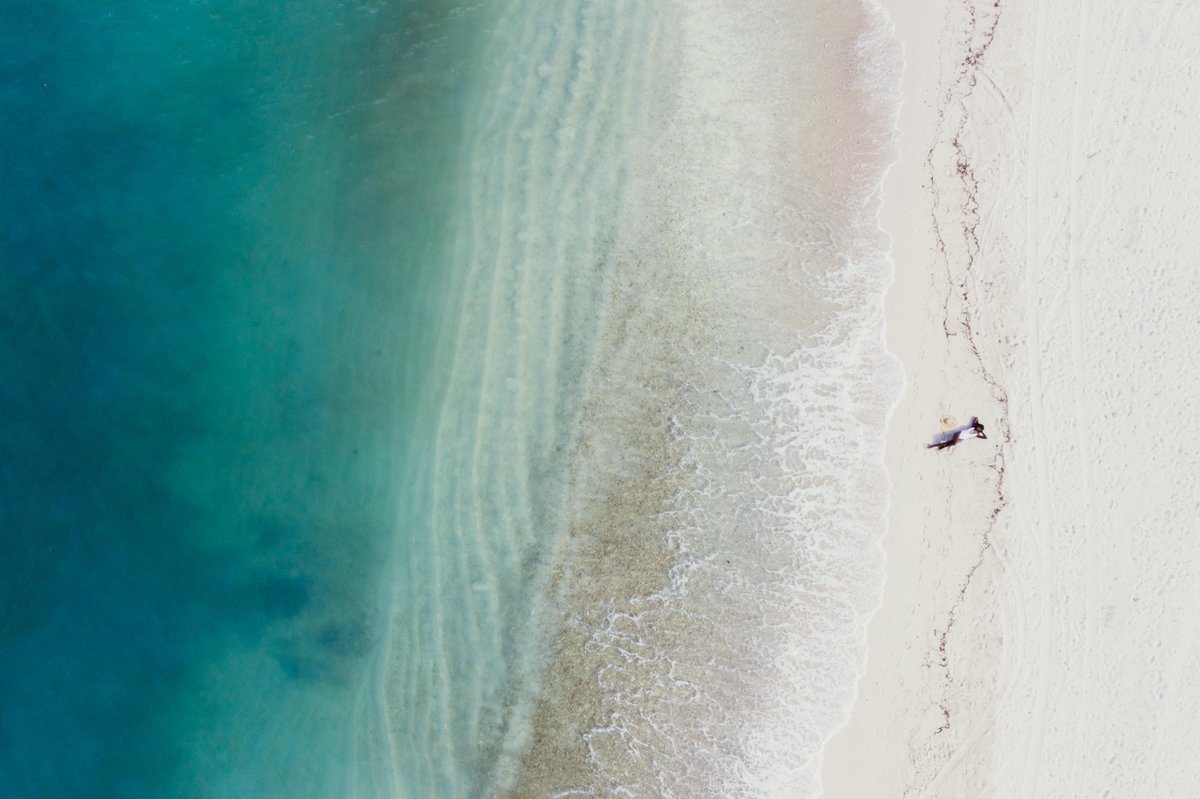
[730,7,906,791]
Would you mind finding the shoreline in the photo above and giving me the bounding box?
[821,0,1010,793]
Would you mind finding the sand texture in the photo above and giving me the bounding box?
[823,0,1200,795]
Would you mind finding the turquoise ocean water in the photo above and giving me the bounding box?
[4,1,902,796]
[3,2,497,795]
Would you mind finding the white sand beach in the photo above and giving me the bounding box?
[823,0,1200,795]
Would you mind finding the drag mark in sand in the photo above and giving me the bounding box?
[923,0,1008,743]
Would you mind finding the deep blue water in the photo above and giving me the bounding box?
[1,2,487,795]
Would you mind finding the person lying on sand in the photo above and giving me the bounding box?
[926,416,987,450]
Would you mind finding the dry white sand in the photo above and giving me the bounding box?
[822,0,1200,795]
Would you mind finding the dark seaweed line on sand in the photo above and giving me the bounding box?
[923,0,1008,742]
